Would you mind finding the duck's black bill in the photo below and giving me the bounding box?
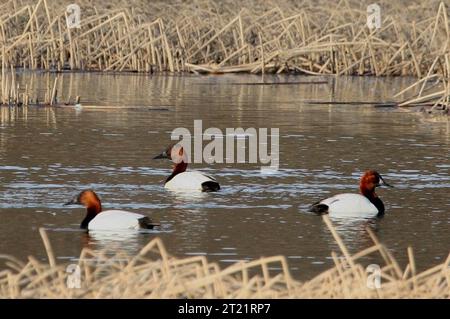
[379,175,394,188]
[64,197,80,206]
[153,151,169,159]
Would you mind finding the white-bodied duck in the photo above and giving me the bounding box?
[153,143,220,192]
[64,190,159,230]
[309,170,393,218]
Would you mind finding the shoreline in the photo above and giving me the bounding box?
[1,1,449,112]
[1,69,447,120]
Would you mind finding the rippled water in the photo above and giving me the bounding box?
[0,72,449,280]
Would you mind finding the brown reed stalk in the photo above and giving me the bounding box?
[0,216,447,298]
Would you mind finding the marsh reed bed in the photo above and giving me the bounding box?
[0,0,449,109]
[0,0,449,76]
[0,216,448,298]
[0,66,76,106]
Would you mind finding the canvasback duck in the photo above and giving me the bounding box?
[309,170,393,218]
[153,143,220,192]
[64,190,159,230]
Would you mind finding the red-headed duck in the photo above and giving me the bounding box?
[309,170,393,218]
[153,143,220,192]
[64,190,159,230]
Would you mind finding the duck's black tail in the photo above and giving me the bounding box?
[138,216,160,229]
[309,202,329,215]
[201,181,221,192]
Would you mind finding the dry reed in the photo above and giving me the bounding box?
[1,0,449,112]
[0,0,448,77]
[0,215,448,298]
[0,69,75,106]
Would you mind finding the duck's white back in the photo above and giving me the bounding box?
[321,193,379,218]
[165,171,215,191]
[88,210,144,230]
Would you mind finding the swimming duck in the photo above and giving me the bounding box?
[153,143,220,192]
[64,190,159,230]
[309,170,393,218]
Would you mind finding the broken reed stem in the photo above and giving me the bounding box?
[38,228,56,268]
[50,76,58,105]
[322,215,359,274]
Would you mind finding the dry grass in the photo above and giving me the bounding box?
[0,215,448,298]
[0,66,73,106]
[394,52,450,113]
[1,0,450,111]
[0,0,448,76]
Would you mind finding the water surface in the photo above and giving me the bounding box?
[0,73,449,280]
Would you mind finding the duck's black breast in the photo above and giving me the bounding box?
[370,197,385,216]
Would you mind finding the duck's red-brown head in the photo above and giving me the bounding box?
[153,143,188,163]
[359,170,392,199]
[64,190,102,229]
[153,143,188,182]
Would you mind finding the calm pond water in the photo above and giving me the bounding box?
[0,72,449,280]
